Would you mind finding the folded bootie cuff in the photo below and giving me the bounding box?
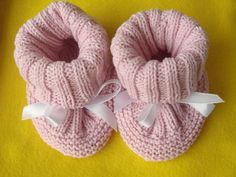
[15,1,109,109]
[111,9,208,103]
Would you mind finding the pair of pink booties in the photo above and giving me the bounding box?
[14,1,209,161]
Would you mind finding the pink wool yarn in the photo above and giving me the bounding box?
[14,1,113,157]
[111,9,209,161]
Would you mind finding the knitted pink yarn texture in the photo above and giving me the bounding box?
[111,9,209,161]
[14,1,113,158]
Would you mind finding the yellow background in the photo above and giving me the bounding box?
[0,0,236,176]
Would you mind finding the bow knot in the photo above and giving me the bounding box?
[114,91,224,128]
[22,79,122,130]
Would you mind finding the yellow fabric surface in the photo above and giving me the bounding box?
[0,0,236,176]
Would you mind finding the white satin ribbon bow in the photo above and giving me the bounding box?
[114,91,224,128]
[22,79,121,131]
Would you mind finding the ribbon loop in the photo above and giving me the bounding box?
[188,103,215,117]
[179,92,224,117]
[22,103,67,127]
[86,79,122,105]
[84,79,122,131]
[179,92,224,104]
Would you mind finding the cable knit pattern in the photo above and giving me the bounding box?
[111,9,209,161]
[14,1,113,157]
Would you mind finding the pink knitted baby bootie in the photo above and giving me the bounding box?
[14,1,116,157]
[111,9,210,161]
